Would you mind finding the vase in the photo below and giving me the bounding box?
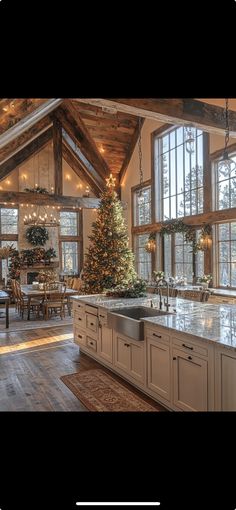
[201,282,208,289]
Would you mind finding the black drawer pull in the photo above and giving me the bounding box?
[182,343,193,350]
[78,335,82,339]
[153,333,162,338]
[90,323,94,326]
[124,343,130,347]
[89,341,94,346]
[173,357,177,360]
[99,315,105,318]
[78,318,82,321]
[188,356,192,360]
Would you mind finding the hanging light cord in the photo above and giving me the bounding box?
[225,98,230,150]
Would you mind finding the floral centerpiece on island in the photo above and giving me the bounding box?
[153,270,165,281]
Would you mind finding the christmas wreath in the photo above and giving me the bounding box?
[26,226,49,246]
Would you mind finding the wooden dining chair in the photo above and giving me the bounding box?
[15,281,42,319]
[42,283,67,320]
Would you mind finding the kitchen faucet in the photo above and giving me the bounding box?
[155,278,170,312]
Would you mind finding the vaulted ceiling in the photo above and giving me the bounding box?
[0,98,235,200]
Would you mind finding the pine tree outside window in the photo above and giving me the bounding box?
[134,233,152,280]
[59,210,82,275]
[133,185,151,226]
[153,125,207,280]
[215,222,236,288]
[214,152,236,210]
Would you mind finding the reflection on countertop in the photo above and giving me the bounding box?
[71,293,236,350]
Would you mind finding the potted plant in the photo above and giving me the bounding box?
[198,274,212,289]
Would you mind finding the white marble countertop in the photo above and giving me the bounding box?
[71,294,236,351]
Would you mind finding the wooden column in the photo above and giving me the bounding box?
[53,118,62,195]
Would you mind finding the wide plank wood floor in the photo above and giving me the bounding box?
[0,325,166,411]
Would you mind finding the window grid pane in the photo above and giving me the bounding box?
[134,186,151,226]
[215,154,236,210]
[0,208,18,234]
[0,240,18,282]
[134,234,152,280]
[155,127,204,220]
[217,221,236,287]
[60,211,78,236]
[61,241,78,274]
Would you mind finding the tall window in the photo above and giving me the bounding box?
[134,234,152,280]
[133,184,151,226]
[214,153,236,210]
[163,229,204,282]
[0,207,18,282]
[59,211,82,274]
[154,126,204,221]
[216,222,236,287]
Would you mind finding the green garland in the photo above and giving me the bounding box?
[24,186,49,194]
[26,226,49,246]
[160,220,212,254]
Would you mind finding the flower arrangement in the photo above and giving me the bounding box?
[198,274,212,283]
[153,270,165,280]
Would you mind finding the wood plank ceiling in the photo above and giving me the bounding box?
[70,100,139,174]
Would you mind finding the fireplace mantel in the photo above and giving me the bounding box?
[20,262,59,284]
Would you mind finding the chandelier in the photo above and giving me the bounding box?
[218,98,236,175]
[24,204,60,227]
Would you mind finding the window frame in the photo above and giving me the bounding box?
[59,208,83,275]
[0,205,18,281]
[131,179,152,227]
[215,220,236,289]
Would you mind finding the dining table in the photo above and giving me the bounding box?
[21,284,79,320]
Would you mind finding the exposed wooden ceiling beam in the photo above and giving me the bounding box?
[54,100,110,179]
[0,98,63,150]
[119,117,145,184]
[0,190,100,209]
[62,130,105,190]
[77,98,236,137]
[62,143,102,197]
[0,128,52,182]
[53,118,63,195]
[0,115,52,164]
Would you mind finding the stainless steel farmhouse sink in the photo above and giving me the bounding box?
[107,306,173,341]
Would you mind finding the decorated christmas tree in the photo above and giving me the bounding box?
[83,174,145,295]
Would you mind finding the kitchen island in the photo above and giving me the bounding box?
[71,294,236,411]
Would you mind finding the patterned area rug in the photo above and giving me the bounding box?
[0,308,73,332]
[61,368,158,412]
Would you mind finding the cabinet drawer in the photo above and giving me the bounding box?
[73,301,85,312]
[85,304,98,316]
[74,310,86,329]
[98,309,108,326]
[146,327,170,345]
[86,313,98,334]
[172,336,208,357]
[74,327,86,346]
[86,336,97,351]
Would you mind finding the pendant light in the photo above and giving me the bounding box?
[184,125,195,154]
[137,117,144,205]
[218,98,236,175]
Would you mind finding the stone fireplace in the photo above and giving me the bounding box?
[27,272,39,284]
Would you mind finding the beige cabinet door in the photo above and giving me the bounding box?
[98,325,113,364]
[147,339,171,401]
[173,348,208,411]
[215,349,236,411]
[114,332,131,373]
[130,343,145,384]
